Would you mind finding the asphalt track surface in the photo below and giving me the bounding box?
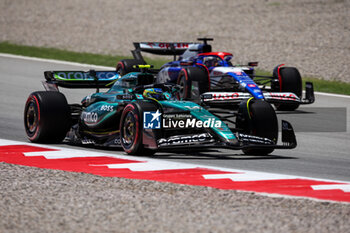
[1,54,350,183]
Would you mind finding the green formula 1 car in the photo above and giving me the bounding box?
[24,66,296,156]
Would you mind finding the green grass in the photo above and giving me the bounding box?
[1,41,349,95]
[303,77,350,95]
[267,2,281,7]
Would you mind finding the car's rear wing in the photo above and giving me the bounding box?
[132,42,201,61]
[43,70,119,91]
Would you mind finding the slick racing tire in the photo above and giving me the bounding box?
[116,59,146,75]
[237,99,278,155]
[120,102,156,156]
[177,66,209,101]
[24,91,71,143]
[272,66,302,111]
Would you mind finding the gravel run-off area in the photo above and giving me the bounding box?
[0,0,350,82]
[1,163,350,233]
[1,0,350,232]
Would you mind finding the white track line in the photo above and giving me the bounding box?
[93,161,199,171]
[1,53,349,99]
[0,53,114,70]
[311,184,350,192]
[203,172,296,182]
[314,91,350,99]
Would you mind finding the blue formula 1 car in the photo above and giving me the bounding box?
[116,38,314,111]
[24,66,296,156]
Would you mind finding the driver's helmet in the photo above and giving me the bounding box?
[203,56,221,67]
[143,88,165,101]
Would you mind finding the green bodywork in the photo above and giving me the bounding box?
[80,72,236,141]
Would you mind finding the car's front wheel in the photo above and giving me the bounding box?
[236,99,278,155]
[119,103,156,156]
[177,66,209,101]
[272,66,302,111]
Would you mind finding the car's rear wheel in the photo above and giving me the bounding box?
[237,99,278,155]
[24,91,71,143]
[273,66,302,111]
[116,59,146,75]
[177,67,209,100]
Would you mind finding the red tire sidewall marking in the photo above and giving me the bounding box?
[26,95,41,141]
[117,61,125,73]
[177,68,189,99]
[277,64,285,92]
[121,104,140,153]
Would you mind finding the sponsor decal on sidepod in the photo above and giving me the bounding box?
[144,111,221,129]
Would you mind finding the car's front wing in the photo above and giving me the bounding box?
[201,89,314,106]
[155,120,296,151]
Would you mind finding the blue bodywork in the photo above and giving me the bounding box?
[155,47,263,99]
